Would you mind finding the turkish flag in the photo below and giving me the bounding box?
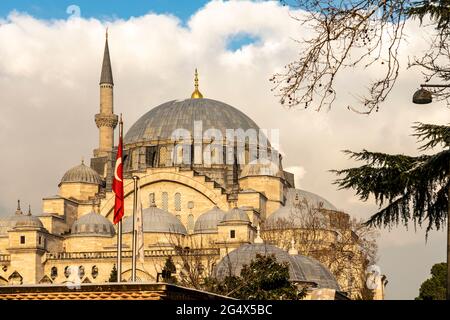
[112,132,124,224]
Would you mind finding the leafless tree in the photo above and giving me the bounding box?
[271,0,450,113]
[262,199,379,299]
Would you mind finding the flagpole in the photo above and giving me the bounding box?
[131,175,139,282]
[117,220,122,282]
[116,114,124,283]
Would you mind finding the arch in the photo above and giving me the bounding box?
[39,275,53,284]
[121,268,154,282]
[103,170,228,218]
[82,277,92,283]
[8,271,23,285]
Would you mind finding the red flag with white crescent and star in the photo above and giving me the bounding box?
[112,121,124,224]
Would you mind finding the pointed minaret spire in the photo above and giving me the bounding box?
[191,68,203,99]
[94,29,118,158]
[100,28,114,85]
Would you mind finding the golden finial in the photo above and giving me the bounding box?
[191,68,203,99]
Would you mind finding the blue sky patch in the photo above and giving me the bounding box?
[0,0,211,21]
[226,32,261,51]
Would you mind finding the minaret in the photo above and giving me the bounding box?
[94,29,118,158]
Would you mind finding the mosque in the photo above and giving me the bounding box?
[0,33,386,300]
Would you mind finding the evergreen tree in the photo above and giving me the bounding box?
[205,254,306,300]
[161,256,177,284]
[108,264,117,282]
[332,123,450,299]
[416,262,447,300]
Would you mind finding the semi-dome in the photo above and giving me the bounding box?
[285,188,337,210]
[60,162,103,186]
[221,207,250,223]
[194,206,226,234]
[214,243,340,290]
[71,212,115,237]
[122,204,187,235]
[124,98,262,145]
[239,159,285,179]
[266,189,338,229]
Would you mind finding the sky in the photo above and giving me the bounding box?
[0,0,448,299]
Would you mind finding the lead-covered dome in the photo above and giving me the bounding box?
[14,214,44,229]
[290,255,340,291]
[221,207,250,223]
[265,189,337,229]
[71,212,115,237]
[214,243,340,290]
[122,204,187,235]
[60,162,103,186]
[124,98,261,145]
[285,189,337,210]
[239,159,285,179]
[194,206,226,234]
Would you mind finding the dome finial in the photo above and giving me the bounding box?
[254,224,264,244]
[191,68,203,99]
[16,200,23,215]
[27,205,32,216]
[288,238,298,255]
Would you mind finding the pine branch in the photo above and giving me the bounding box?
[412,123,450,151]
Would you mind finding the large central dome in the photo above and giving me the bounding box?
[124,98,261,145]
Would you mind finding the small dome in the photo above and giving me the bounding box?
[214,243,340,290]
[122,205,187,235]
[60,162,103,186]
[239,159,284,179]
[221,207,250,223]
[290,255,340,291]
[194,206,226,234]
[14,214,44,229]
[71,212,115,237]
[0,210,44,234]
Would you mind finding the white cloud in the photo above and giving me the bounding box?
[0,0,447,299]
[285,165,306,188]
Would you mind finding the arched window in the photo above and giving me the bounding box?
[159,146,168,166]
[162,192,169,211]
[51,267,58,280]
[187,214,194,233]
[91,266,99,279]
[149,193,155,205]
[174,193,181,211]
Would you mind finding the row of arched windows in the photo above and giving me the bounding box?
[150,192,183,212]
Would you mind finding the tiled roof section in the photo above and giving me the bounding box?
[0,283,233,300]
